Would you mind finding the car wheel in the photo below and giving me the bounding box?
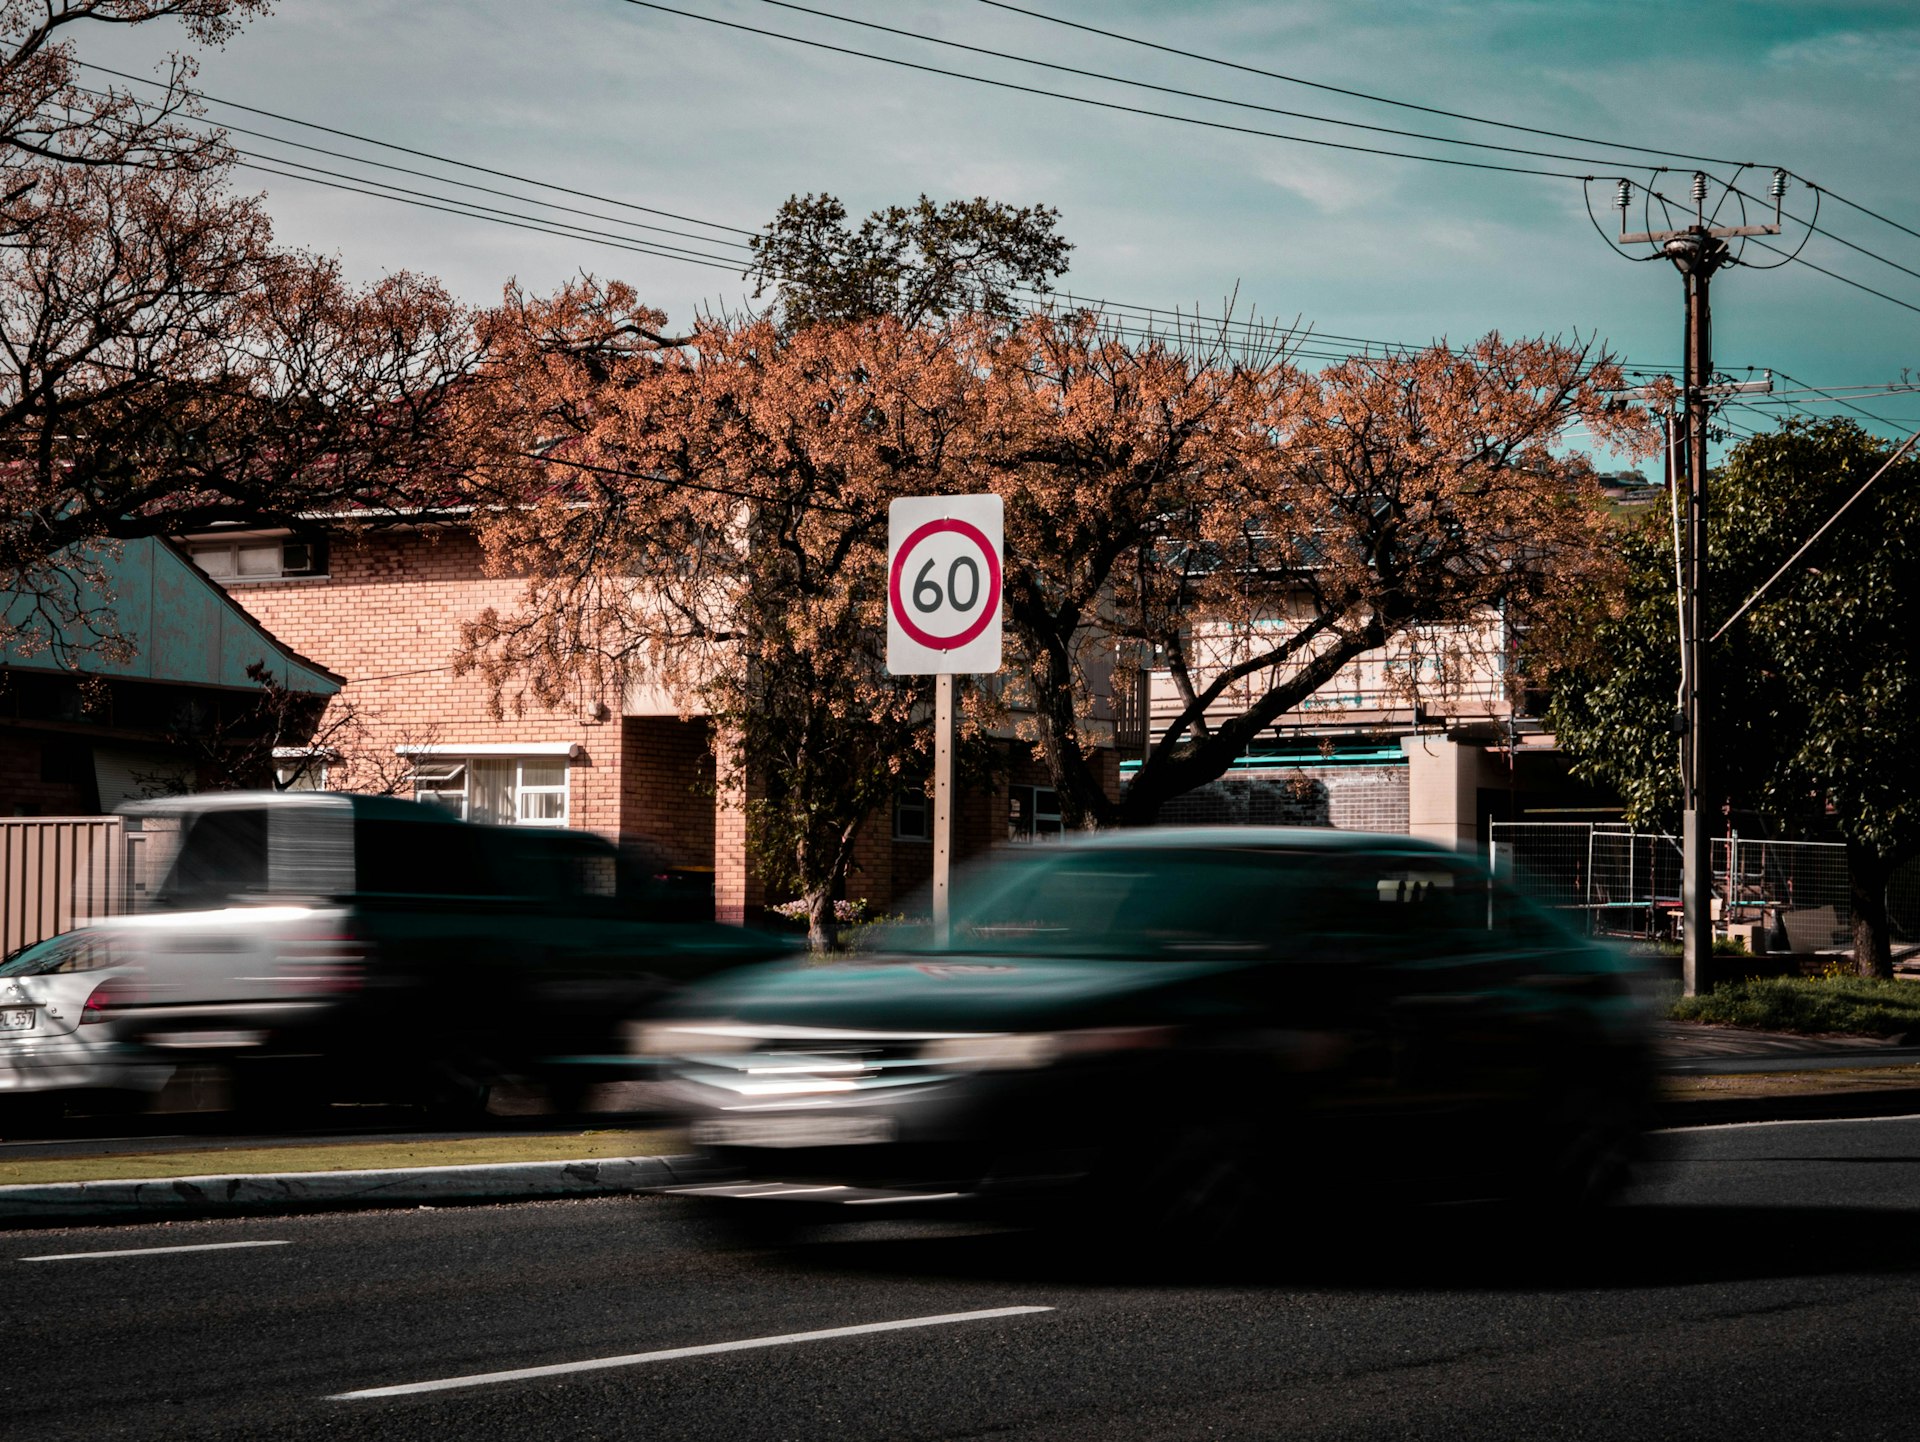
[415,1055,497,1125]
[1533,1088,1643,1211]
[228,1062,332,1131]
[1127,1121,1271,1250]
[0,1091,64,1138]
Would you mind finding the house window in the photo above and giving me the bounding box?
[412,756,570,827]
[894,784,931,842]
[1008,785,1062,844]
[274,760,329,792]
[187,536,327,581]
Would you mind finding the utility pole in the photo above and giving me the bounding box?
[1616,172,1782,995]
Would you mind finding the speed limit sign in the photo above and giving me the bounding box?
[886,495,1003,675]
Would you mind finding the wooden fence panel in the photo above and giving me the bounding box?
[0,816,126,957]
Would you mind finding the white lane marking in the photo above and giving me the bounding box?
[845,1192,963,1205]
[1655,1112,1920,1135]
[20,1239,291,1263]
[331,1305,1055,1400]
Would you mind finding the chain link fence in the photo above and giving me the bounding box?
[1489,821,1883,949]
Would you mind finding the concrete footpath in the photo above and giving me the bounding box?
[6,1025,1920,1228]
[1653,1022,1920,1126]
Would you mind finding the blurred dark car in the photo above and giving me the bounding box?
[101,792,790,1116]
[643,828,1655,1236]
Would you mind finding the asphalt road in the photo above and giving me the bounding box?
[10,1118,1920,1442]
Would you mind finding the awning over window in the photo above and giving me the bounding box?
[393,743,585,760]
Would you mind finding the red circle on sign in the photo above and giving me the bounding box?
[889,517,1002,651]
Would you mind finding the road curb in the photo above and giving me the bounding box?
[0,1153,717,1229]
[1658,1090,1920,1128]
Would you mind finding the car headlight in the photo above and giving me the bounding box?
[920,1026,1173,1072]
[626,1020,758,1057]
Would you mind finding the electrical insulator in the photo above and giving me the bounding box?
[1614,179,1631,212]
[1769,168,1788,199]
[1690,172,1708,205]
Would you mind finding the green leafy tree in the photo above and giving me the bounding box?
[745,192,1070,330]
[1548,419,1920,975]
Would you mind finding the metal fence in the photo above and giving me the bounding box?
[1490,821,1866,947]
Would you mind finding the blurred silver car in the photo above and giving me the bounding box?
[0,928,163,1128]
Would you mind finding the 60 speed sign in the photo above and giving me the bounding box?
[886,495,1003,675]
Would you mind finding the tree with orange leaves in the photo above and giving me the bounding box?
[459,279,975,949]
[1,1,476,665]
[460,272,1651,940]
[968,321,1655,825]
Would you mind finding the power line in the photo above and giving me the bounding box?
[749,0,1686,173]
[229,147,750,267]
[79,61,757,238]
[79,64,1705,375]
[1723,177,1920,287]
[1711,422,1920,643]
[1744,235,1920,317]
[1771,369,1907,432]
[611,0,1602,181]
[1795,175,1920,247]
[230,159,746,272]
[187,106,756,254]
[969,0,1747,169]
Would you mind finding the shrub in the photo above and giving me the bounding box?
[1671,975,1920,1037]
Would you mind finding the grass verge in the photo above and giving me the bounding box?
[1670,975,1920,1037]
[0,1128,682,1188]
[1660,1064,1920,1105]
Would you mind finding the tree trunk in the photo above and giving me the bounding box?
[1846,842,1894,980]
[805,888,838,954]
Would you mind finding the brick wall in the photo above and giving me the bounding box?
[0,732,96,817]
[619,716,714,867]
[225,528,623,834]
[712,726,764,925]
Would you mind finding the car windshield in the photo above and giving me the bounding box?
[891,847,1326,959]
[876,843,1503,961]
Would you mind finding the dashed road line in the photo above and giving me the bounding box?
[331,1305,1056,1400]
[20,1239,292,1263]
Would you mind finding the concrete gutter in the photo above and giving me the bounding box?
[0,1152,715,1229]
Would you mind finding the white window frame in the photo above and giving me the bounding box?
[271,746,335,792]
[401,750,573,827]
[186,536,327,582]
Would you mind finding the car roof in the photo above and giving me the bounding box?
[119,791,459,825]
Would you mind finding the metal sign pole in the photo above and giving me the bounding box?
[933,673,954,947]
[886,494,1003,952]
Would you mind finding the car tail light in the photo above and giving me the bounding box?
[79,981,119,1024]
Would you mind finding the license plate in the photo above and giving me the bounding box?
[692,1115,896,1149]
[0,1008,34,1032]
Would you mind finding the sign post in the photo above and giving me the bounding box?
[886,496,1004,944]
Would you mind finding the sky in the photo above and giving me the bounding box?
[80,0,1920,464]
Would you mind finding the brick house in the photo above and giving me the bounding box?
[2,535,343,817]
[1126,608,1605,849]
[1,536,344,948]
[177,520,1087,924]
